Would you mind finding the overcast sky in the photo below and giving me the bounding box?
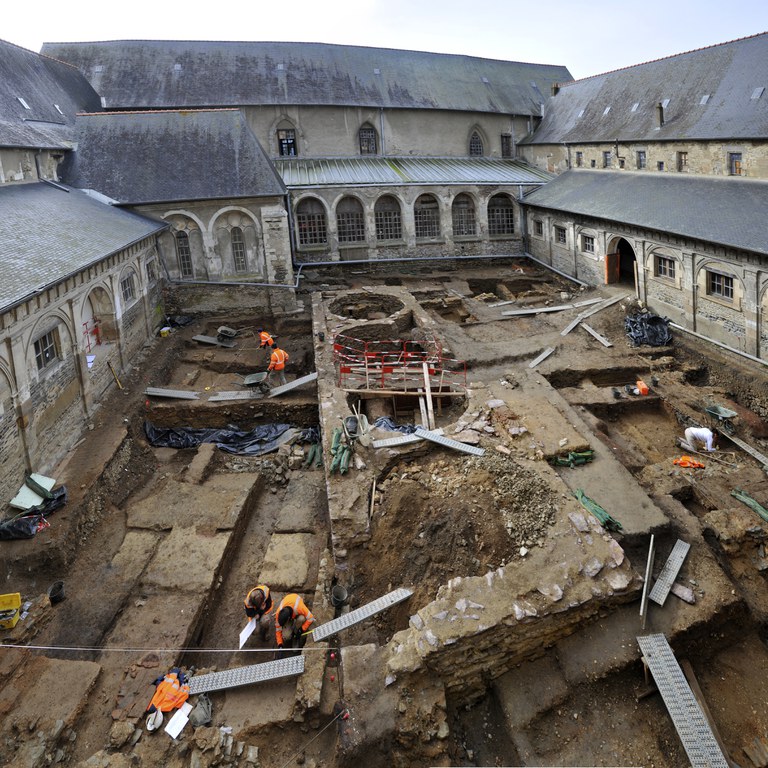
[5,0,768,81]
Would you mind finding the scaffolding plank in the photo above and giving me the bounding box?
[500,298,603,316]
[414,427,485,456]
[208,391,263,401]
[371,433,424,448]
[561,294,627,336]
[637,634,729,767]
[720,430,768,470]
[649,539,690,606]
[267,372,318,397]
[144,387,200,400]
[188,655,304,695]
[528,347,555,369]
[580,323,613,347]
[192,335,236,348]
[312,588,413,641]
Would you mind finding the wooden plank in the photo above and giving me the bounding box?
[679,659,737,768]
[580,322,613,347]
[423,363,436,430]
[528,347,555,369]
[192,335,236,348]
[719,430,768,470]
[500,297,603,317]
[560,294,627,336]
[342,388,459,398]
[418,393,429,428]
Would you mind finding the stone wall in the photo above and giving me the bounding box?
[164,282,298,316]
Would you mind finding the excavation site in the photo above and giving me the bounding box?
[2,258,768,768]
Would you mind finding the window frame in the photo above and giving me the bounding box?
[277,127,297,157]
[374,196,403,242]
[120,271,137,305]
[359,124,377,155]
[175,232,193,278]
[581,234,595,254]
[34,328,60,372]
[414,195,441,240]
[296,199,328,247]
[231,226,247,272]
[676,151,688,172]
[554,225,567,245]
[654,254,676,280]
[533,220,544,237]
[500,134,513,158]
[336,197,366,244]
[706,269,734,302]
[451,194,477,238]
[636,150,646,169]
[575,151,583,168]
[469,132,484,157]
[602,151,612,168]
[728,152,742,176]
[488,195,515,237]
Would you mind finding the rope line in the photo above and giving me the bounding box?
[0,643,328,654]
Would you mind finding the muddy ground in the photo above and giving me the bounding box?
[1,260,768,767]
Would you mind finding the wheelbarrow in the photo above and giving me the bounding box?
[234,372,271,394]
[217,326,239,342]
[705,404,738,434]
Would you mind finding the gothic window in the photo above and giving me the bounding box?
[469,132,483,156]
[375,196,402,241]
[414,195,440,239]
[175,232,193,278]
[278,127,297,156]
[501,134,512,158]
[296,198,327,246]
[488,195,515,236]
[337,197,365,243]
[359,124,378,155]
[452,194,476,236]
[231,227,247,272]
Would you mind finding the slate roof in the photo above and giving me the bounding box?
[0,39,102,149]
[0,183,166,311]
[59,109,286,204]
[39,40,572,116]
[276,157,553,187]
[525,32,768,144]
[522,170,768,256]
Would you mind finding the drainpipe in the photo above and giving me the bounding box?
[379,108,386,155]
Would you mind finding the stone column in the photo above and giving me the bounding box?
[742,267,760,357]
[681,251,697,331]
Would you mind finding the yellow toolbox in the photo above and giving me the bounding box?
[0,593,21,629]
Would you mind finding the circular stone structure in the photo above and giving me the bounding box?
[328,292,405,319]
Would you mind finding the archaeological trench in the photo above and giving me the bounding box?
[1,258,768,768]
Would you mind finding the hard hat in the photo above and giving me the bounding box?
[146,709,163,732]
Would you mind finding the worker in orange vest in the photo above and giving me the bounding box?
[244,584,273,641]
[145,668,190,731]
[267,346,289,386]
[257,328,276,350]
[274,593,315,653]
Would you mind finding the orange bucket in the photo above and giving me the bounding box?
[636,380,649,395]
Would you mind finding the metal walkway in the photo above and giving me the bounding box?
[188,655,304,695]
[312,588,413,641]
[636,634,729,767]
[268,372,318,397]
[371,433,423,448]
[414,427,485,456]
[650,539,690,606]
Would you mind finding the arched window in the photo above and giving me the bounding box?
[277,126,297,156]
[414,195,440,239]
[488,194,515,236]
[296,198,327,246]
[231,227,247,272]
[469,131,483,156]
[175,232,193,278]
[375,196,402,241]
[337,197,365,243]
[359,124,378,155]
[452,194,476,236]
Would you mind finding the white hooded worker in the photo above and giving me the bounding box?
[683,426,718,452]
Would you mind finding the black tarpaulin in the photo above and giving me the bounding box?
[144,421,294,455]
[624,311,672,347]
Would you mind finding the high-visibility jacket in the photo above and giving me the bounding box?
[673,455,705,468]
[259,331,275,348]
[268,348,288,371]
[274,593,314,645]
[244,585,273,618]
[147,671,190,713]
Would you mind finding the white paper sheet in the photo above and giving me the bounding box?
[239,618,256,649]
[164,702,193,739]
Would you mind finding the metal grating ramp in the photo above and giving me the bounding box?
[414,427,485,456]
[267,372,318,397]
[144,387,200,400]
[637,634,729,767]
[371,433,423,448]
[188,655,304,695]
[312,588,413,641]
[649,539,690,606]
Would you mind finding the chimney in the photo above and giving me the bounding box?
[551,83,560,96]
[656,102,665,127]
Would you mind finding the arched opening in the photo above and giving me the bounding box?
[452,194,476,236]
[296,198,327,247]
[606,237,636,286]
[374,195,402,241]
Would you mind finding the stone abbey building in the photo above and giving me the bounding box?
[1,32,767,496]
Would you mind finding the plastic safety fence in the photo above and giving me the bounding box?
[312,588,414,641]
[188,655,304,695]
[636,634,728,767]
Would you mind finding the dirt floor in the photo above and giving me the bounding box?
[2,259,768,767]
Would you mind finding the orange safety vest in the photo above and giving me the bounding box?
[268,348,288,371]
[274,593,314,645]
[259,331,275,348]
[673,455,705,468]
[244,584,272,614]
[147,672,190,713]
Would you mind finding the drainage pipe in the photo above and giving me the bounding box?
[670,323,767,369]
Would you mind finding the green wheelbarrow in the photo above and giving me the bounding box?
[235,371,271,394]
[705,404,737,434]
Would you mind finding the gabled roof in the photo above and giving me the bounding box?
[39,40,572,116]
[59,109,286,205]
[525,32,768,144]
[276,156,553,187]
[522,170,768,256]
[0,39,102,149]
[0,183,166,311]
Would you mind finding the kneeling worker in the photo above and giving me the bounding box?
[244,584,274,641]
[275,593,315,653]
[683,426,718,452]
